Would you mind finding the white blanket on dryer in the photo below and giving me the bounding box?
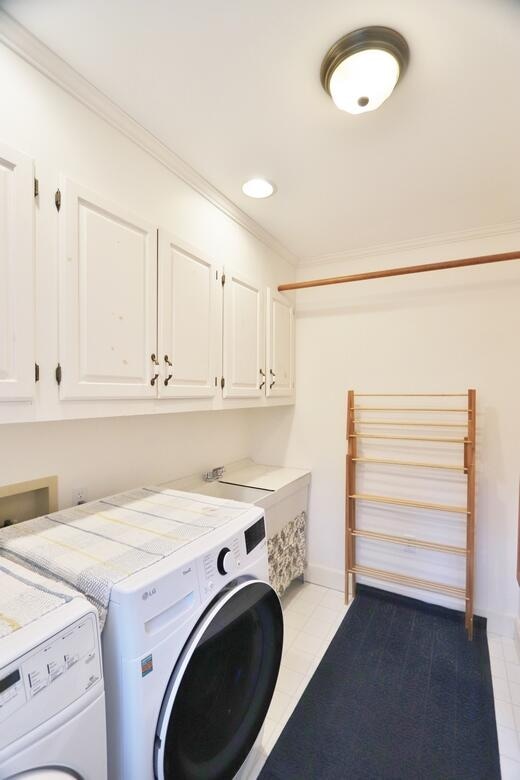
[0,487,253,628]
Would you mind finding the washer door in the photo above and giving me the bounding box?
[154,579,283,780]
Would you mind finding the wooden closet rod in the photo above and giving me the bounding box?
[278,249,520,292]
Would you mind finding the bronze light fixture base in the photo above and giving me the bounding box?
[320,26,410,100]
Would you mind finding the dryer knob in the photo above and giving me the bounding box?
[217,547,232,575]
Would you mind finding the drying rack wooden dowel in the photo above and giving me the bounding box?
[351,529,466,555]
[354,420,468,427]
[345,389,476,639]
[353,407,469,412]
[354,393,468,397]
[352,457,465,471]
[349,493,469,514]
[348,565,467,600]
[350,433,469,444]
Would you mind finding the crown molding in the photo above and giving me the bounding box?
[300,219,520,268]
[0,10,299,267]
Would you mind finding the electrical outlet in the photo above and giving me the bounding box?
[72,487,88,505]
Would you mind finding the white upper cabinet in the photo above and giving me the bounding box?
[0,142,35,401]
[58,179,158,399]
[266,288,295,398]
[222,269,264,398]
[158,231,220,398]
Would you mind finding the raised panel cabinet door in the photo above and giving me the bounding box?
[59,179,158,399]
[158,231,220,398]
[266,289,294,398]
[0,142,34,401]
[222,269,264,398]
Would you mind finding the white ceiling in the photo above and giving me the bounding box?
[3,0,520,261]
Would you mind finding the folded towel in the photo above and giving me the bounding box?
[0,486,252,628]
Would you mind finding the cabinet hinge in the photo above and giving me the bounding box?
[220,377,225,389]
[55,189,61,212]
[55,363,62,385]
[34,178,39,198]
[221,273,226,286]
[34,363,40,382]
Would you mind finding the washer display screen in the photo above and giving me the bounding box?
[0,668,20,694]
[244,517,266,554]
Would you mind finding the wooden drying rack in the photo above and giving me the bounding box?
[345,390,476,638]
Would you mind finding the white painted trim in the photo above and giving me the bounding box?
[304,563,343,592]
[3,10,519,278]
[478,609,515,639]
[299,218,520,268]
[515,618,520,656]
[304,562,516,636]
[0,10,298,268]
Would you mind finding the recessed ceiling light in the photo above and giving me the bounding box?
[321,26,409,114]
[242,178,276,199]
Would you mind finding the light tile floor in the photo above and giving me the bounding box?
[251,580,518,779]
[488,632,520,779]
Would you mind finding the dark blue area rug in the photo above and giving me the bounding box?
[259,585,500,780]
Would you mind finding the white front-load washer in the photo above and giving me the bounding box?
[101,506,283,780]
[0,560,107,780]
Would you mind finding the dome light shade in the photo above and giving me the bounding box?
[242,178,276,198]
[321,27,409,115]
[329,49,400,114]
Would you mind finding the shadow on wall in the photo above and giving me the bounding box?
[248,405,298,467]
[296,275,520,319]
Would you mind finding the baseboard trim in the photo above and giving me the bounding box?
[515,618,520,656]
[479,609,515,639]
[304,563,516,637]
[304,563,344,592]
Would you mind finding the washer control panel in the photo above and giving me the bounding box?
[201,535,242,595]
[0,611,102,748]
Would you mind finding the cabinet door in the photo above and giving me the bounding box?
[0,142,34,401]
[266,288,294,398]
[158,231,220,398]
[222,269,264,398]
[59,179,157,399]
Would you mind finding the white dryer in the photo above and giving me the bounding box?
[0,560,107,780]
[102,506,283,780]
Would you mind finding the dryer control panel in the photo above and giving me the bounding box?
[0,611,102,748]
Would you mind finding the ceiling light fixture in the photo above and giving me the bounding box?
[242,178,276,199]
[320,26,409,115]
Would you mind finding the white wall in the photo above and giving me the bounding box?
[0,409,260,510]
[251,231,520,634]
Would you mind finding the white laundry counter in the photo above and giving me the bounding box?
[164,459,311,596]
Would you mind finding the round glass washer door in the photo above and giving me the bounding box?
[154,578,283,780]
